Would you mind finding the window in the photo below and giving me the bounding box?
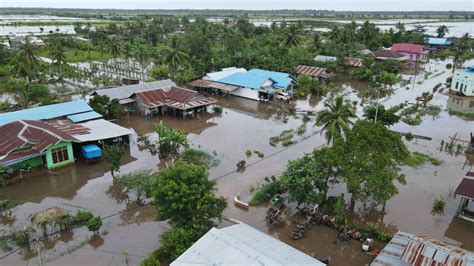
[455,82,459,89]
[51,146,69,164]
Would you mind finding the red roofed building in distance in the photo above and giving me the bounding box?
[391,43,429,63]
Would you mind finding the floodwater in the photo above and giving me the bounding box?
[1,58,474,265]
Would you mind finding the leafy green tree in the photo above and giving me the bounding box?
[154,226,207,262]
[103,144,125,177]
[315,96,357,144]
[376,71,400,89]
[116,169,154,202]
[149,65,170,80]
[89,95,123,120]
[334,120,409,208]
[151,162,227,229]
[4,78,51,108]
[107,39,122,57]
[155,121,189,156]
[436,25,449,38]
[86,216,103,234]
[174,69,196,85]
[363,104,400,126]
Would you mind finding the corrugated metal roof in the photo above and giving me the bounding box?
[455,178,474,200]
[189,79,213,87]
[295,65,336,79]
[427,37,452,46]
[135,87,217,110]
[217,72,271,90]
[208,82,238,91]
[67,111,103,123]
[371,231,474,266]
[247,69,293,89]
[0,120,76,164]
[93,79,176,101]
[0,101,93,126]
[72,119,132,142]
[314,55,337,62]
[374,49,406,59]
[391,43,427,54]
[204,67,247,81]
[172,223,325,266]
[344,58,363,67]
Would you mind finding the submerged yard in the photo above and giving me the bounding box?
[0,56,473,265]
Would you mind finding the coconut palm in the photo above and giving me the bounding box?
[315,96,357,144]
[48,41,67,78]
[436,25,449,38]
[282,24,302,48]
[9,36,41,80]
[162,36,190,71]
[107,40,122,57]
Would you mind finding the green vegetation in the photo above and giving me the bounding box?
[0,236,12,252]
[103,144,125,177]
[405,132,414,141]
[89,95,123,121]
[269,129,294,145]
[150,162,227,262]
[403,152,442,167]
[74,210,94,224]
[86,216,103,234]
[315,96,356,144]
[179,149,219,168]
[155,121,189,157]
[254,150,265,158]
[363,103,402,126]
[116,169,154,201]
[432,198,446,213]
[245,149,253,158]
[249,176,284,206]
[448,109,474,118]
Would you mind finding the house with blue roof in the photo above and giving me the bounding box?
[214,69,294,101]
[451,66,474,97]
[427,37,453,49]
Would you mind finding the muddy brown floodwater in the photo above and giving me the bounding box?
[1,58,474,265]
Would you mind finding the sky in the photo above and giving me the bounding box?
[1,0,473,11]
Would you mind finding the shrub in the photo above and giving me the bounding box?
[282,140,295,147]
[245,150,252,157]
[212,105,223,114]
[405,132,414,141]
[0,236,12,252]
[249,176,284,206]
[432,198,445,213]
[87,216,103,234]
[254,150,264,158]
[75,210,94,224]
[446,63,452,69]
[403,152,442,167]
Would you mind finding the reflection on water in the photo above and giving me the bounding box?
[447,95,474,120]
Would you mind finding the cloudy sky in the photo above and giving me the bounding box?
[1,0,473,11]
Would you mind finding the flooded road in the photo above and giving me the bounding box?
[1,58,474,265]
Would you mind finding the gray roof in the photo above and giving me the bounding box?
[93,79,176,101]
[314,55,337,62]
[171,223,325,266]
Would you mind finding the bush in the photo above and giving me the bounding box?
[0,236,12,252]
[245,150,252,157]
[74,210,94,224]
[249,176,284,206]
[254,150,264,158]
[179,149,219,169]
[282,140,295,147]
[212,105,223,114]
[405,132,414,141]
[446,63,452,69]
[432,198,445,212]
[403,152,442,167]
[87,216,103,234]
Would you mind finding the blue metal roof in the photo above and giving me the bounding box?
[247,69,293,89]
[427,37,452,46]
[0,101,93,126]
[67,111,102,123]
[217,72,270,90]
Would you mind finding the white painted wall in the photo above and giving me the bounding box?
[230,88,260,101]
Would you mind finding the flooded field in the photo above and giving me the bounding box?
[1,57,474,265]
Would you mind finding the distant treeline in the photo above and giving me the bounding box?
[0,8,473,20]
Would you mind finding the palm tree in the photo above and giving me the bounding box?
[309,35,322,52]
[358,21,379,45]
[328,25,342,41]
[315,96,356,144]
[282,24,302,48]
[9,36,41,80]
[132,44,151,80]
[162,36,190,71]
[49,41,67,79]
[107,40,122,57]
[436,25,449,38]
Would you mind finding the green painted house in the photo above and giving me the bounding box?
[0,120,77,170]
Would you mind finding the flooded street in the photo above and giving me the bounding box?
[1,58,474,265]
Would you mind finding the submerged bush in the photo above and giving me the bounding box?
[87,216,103,234]
[432,198,446,213]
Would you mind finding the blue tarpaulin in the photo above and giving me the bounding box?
[81,145,102,159]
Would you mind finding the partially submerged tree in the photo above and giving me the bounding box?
[151,162,227,229]
[363,104,401,126]
[116,169,154,202]
[155,121,189,157]
[103,144,125,178]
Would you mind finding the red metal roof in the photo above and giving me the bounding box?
[344,58,363,67]
[135,86,217,110]
[455,178,474,200]
[391,43,427,54]
[295,65,336,79]
[190,79,213,87]
[0,120,76,164]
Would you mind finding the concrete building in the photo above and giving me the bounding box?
[391,43,429,63]
[451,66,474,97]
[172,223,326,266]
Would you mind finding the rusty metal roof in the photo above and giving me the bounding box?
[208,82,238,92]
[374,49,406,59]
[135,86,217,110]
[190,79,213,87]
[295,65,336,79]
[0,120,76,165]
[344,58,363,67]
[455,178,474,200]
[371,231,474,266]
